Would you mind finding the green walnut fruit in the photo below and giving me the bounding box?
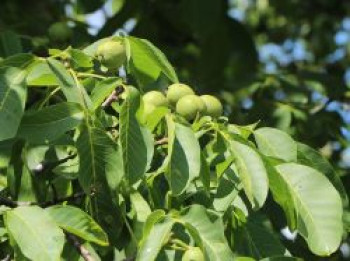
[167,83,195,107]
[200,95,223,118]
[176,95,206,121]
[143,91,168,107]
[96,40,126,69]
[48,22,72,42]
[143,103,156,117]
[182,247,204,261]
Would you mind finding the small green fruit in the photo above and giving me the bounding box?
[200,95,223,118]
[143,91,167,107]
[143,103,156,117]
[96,40,126,69]
[48,22,72,42]
[182,247,204,261]
[176,95,206,121]
[167,83,195,107]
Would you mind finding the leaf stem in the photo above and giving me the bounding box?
[77,72,107,80]
[38,87,60,109]
[170,238,189,249]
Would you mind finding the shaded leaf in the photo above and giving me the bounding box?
[17,102,84,144]
[47,58,91,108]
[76,125,117,194]
[0,31,22,57]
[127,36,178,86]
[230,140,268,208]
[167,119,201,195]
[0,67,27,141]
[119,86,154,184]
[235,213,287,259]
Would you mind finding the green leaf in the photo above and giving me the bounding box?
[91,77,122,110]
[0,67,27,141]
[17,102,84,144]
[263,158,296,230]
[137,210,175,261]
[0,31,22,57]
[0,139,13,168]
[275,163,343,256]
[230,140,268,208]
[254,127,297,162]
[297,143,348,206]
[26,61,58,86]
[180,205,235,261]
[0,53,34,68]
[167,119,201,195]
[68,49,93,69]
[61,241,101,261]
[5,206,65,261]
[213,170,240,212]
[47,205,108,246]
[47,58,91,107]
[235,213,287,259]
[119,86,154,184]
[143,106,169,132]
[127,36,178,86]
[130,191,152,222]
[76,125,118,193]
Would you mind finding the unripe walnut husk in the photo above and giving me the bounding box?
[200,95,223,118]
[182,247,204,261]
[48,22,72,42]
[176,94,206,121]
[96,40,126,69]
[167,83,195,107]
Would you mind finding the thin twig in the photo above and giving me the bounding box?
[101,85,124,108]
[77,72,106,80]
[39,191,86,207]
[0,192,86,208]
[122,257,135,261]
[154,137,168,146]
[33,153,77,175]
[1,254,11,261]
[0,196,32,207]
[66,233,95,261]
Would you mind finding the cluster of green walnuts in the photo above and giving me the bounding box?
[95,39,223,122]
[143,84,223,121]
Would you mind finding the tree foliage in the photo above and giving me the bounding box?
[0,0,350,260]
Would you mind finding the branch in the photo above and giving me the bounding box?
[39,191,86,207]
[33,153,77,175]
[1,254,11,261]
[0,196,32,208]
[122,257,135,261]
[155,137,168,146]
[66,233,95,261]
[0,191,86,208]
[101,85,124,108]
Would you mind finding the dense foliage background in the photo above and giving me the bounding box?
[1,0,350,260]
